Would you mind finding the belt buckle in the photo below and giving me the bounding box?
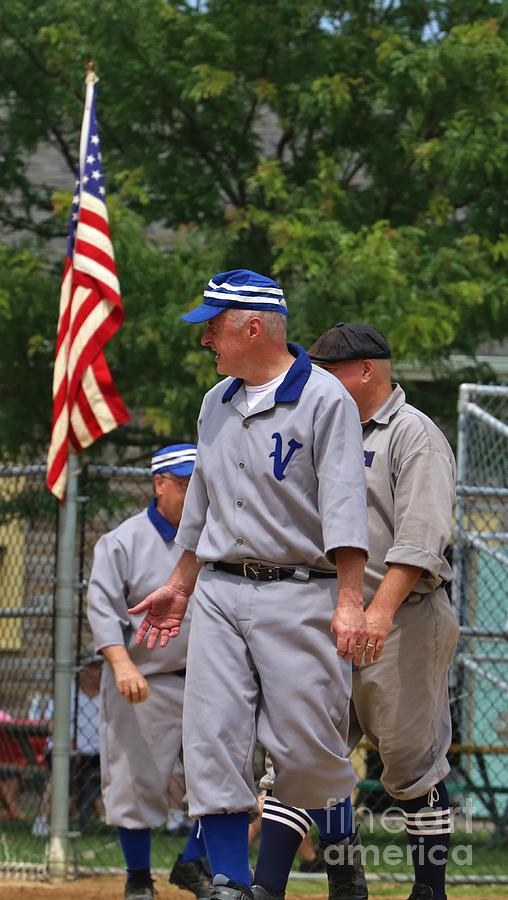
[243,560,261,580]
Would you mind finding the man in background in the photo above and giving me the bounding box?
[253,324,458,900]
[88,444,211,900]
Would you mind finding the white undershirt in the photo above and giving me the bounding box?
[244,370,290,412]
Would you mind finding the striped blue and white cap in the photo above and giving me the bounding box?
[151,443,197,477]
[181,269,287,323]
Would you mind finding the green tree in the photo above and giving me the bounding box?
[1,0,508,457]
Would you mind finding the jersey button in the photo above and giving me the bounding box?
[237,538,244,545]
[239,462,245,469]
[236,500,244,508]
[242,421,250,429]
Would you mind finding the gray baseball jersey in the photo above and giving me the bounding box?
[352,384,459,800]
[176,344,369,816]
[176,348,368,566]
[87,507,190,827]
[362,384,455,604]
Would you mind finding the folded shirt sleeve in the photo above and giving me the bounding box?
[384,447,455,581]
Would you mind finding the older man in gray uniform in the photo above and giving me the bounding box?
[130,270,370,900]
[256,324,459,900]
[87,444,212,900]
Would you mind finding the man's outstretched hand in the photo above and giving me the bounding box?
[128,583,190,649]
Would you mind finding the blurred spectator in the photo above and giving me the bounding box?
[31,647,102,837]
[0,773,25,821]
[0,708,26,821]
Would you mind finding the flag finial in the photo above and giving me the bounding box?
[85,60,98,84]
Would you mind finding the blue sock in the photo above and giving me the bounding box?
[307,798,353,845]
[182,820,207,862]
[117,826,151,879]
[254,796,313,894]
[200,812,251,885]
[402,781,450,900]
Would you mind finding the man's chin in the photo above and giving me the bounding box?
[215,358,232,376]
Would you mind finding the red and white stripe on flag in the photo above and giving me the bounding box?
[47,74,129,500]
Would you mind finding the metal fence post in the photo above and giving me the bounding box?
[452,383,471,621]
[48,453,79,879]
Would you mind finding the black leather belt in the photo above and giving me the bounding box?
[212,561,337,582]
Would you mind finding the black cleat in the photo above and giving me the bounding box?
[169,854,213,898]
[252,885,285,900]
[208,874,254,900]
[124,872,156,899]
[406,886,436,900]
[321,829,368,900]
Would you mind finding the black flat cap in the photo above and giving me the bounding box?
[308,322,391,363]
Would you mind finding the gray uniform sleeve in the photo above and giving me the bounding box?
[314,388,369,562]
[175,396,210,553]
[174,462,209,553]
[385,431,455,580]
[87,534,129,651]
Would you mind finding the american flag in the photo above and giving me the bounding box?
[47,74,129,500]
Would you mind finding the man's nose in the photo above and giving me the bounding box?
[201,328,211,346]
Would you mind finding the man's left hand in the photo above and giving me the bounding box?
[363,605,394,664]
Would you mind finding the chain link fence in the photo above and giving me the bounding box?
[449,385,508,864]
[0,465,56,877]
[0,388,507,882]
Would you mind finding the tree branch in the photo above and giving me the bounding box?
[276,128,294,162]
[178,106,243,207]
[0,211,66,238]
[49,127,76,175]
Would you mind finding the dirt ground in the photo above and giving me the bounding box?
[0,881,504,900]
[0,877,174,899]
[0,887,306,900]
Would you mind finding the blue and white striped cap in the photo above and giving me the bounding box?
[181,269,288,323]
[151,443,197,477]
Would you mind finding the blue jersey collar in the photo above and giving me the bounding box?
[147,498,177,542]
[221,343,312,404]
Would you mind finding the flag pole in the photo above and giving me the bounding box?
[48,452,80,878]
[48,61,96,878]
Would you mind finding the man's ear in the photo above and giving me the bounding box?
[362,358,375,380]
[248,315,264,339]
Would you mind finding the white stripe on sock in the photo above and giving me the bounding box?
[263,799,313,830]
[261,812,308,840]
[403,809,451,820]
[405,826,452,836]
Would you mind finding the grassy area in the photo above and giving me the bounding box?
[0,820,506,888]
[0,819,187,871]
[351,827,507,878]
[287,884,508,897]
[287,880,506,900]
